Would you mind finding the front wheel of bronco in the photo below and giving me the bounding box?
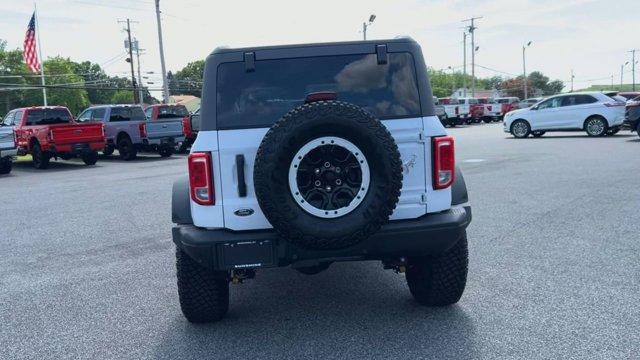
[405,231,468,306]
[176,248,229,323]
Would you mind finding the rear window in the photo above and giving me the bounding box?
[468,99,478,104]
[477,98,489,104]
[216,53,421,129]
[26,109,72,125]
[109,107,146,122]
[157,105,189,119]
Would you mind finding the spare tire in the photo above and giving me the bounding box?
[254,101,402,250]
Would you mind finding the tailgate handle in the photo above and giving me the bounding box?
[235,154,247,197]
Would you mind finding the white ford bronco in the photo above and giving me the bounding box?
[172,38,472,323]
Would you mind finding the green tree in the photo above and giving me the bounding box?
[0,40,30,115]
[170,60,204,97]
[111,90,134,104]
[27,57,90,115]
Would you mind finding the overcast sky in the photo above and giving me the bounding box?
[1,0,639,95]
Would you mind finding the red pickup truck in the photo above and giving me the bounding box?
[13,106,105,169]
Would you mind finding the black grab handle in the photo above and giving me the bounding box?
[236,154,247,197]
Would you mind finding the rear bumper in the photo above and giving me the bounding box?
[45,142,104,154]
[0,146,17,159]
[173,205,472,270]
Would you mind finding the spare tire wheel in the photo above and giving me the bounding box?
[254,101,403,250]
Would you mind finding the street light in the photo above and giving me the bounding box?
[362,14,376,40]
[447,66,455,94]
[523,41,532,99]
[621,61,629,89]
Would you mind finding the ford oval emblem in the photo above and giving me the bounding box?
[234,208,254,217]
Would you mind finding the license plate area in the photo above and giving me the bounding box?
[217,240,275,269]
[72,143,89,152]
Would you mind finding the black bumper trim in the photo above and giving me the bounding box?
[173,206,471,270]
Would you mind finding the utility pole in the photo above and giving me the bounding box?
[119,18,138,103]
[155,0,170,103]
[522,41,532,99]
[611,74,614,90]
[447,66,455,95]
[463,16,482,97]
[462,31,467,97]
[134,38,144,106]
[630,49,638,91]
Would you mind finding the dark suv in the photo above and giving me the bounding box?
[171,38,472,323]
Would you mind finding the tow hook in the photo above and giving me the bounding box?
[383,257,408,274]
[230,269,256,284]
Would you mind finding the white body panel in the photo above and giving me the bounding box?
[503,92,626,133]
[190,116,453,231]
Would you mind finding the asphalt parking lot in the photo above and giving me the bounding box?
[1,123,639,359]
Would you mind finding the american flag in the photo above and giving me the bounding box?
[23,12,41,73]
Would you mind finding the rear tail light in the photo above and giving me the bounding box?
[139,122,147,138]
[182,116,192,137]
[432,136,455,190]
[188,152,214,205]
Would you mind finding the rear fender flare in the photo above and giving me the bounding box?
[172,176,193,225]
[451,166,468,206]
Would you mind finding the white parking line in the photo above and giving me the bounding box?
[462,159,486,163]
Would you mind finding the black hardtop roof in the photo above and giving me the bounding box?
[210,37,417,56]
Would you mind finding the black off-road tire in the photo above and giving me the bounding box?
[117,136,137,161]
[102,145,115,156]
[81,151,99,165]
[158,146,173,158]
[176,248,229,323]
[254,101,402,250]
[0,158,11,175]
[32,142,50,169]
[406,232,468,306]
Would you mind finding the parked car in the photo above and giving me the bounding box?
[503,92,626,138]
[144,104,192,152]
[453,97,472,123]
[624,95,640,137]
[0,111,18,174]
[433,96,447,125]
[457,98,483,123]
[495,97,521,119]
[10,106,104,169]
[519,97,542,109]
[603,91,630,105]
[171,38,472,323]
[477,97,501,122]
[616,92,640,102]
[438,97,464,127]
[77,104,185,160]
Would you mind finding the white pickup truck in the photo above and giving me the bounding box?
[1,111,18,174]
[438,97,464,127]
[477,98,501,122]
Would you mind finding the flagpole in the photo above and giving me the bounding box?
[34,2,47,106]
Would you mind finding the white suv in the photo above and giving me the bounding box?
[171,38,472,323]
[504,92,626,138]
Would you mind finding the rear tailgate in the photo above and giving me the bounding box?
[50,123,104,145]
[0,127,15,150]
[146,118,184,140]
